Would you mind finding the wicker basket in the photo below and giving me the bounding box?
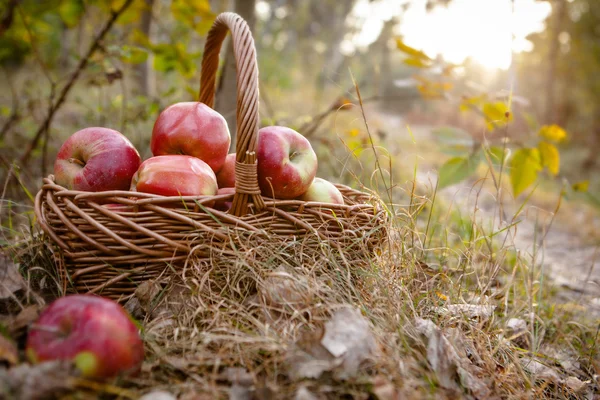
[34,12,389,301]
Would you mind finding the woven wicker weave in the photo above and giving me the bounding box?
[34,12,389,301]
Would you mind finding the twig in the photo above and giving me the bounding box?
[0,0,19,37]
[19,0,135,166]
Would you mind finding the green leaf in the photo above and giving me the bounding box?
[538,141,560,175]
[59,0,84,28]
[538,124,567,142]
[486,146,507,168]
[431,126,474,155]
[121,45,148,64]
[510,148,542,196]
[572,181,589,192]
[438,153,481,188]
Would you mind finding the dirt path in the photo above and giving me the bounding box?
[372,109,600,313]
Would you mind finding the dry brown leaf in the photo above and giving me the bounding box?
[0,254,25,299]
[295,385,319,400]
[287,306,379,381]
[415,318,495,399]
[520,357,560,383]
[261,269,313,309]
[434,304,496,321]
[138,391,177,400]
[371,375,400,400]
[320,307,379,379]
[0,335,18,366]
[0,360,75,400]
[563,376,589,393]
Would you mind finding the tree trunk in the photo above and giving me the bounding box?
[544,0,567,124]
[215,0,255,150]
[133,0,154,96]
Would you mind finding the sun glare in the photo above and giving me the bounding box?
[349,0,551,70]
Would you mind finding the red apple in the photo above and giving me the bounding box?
[26,294,144,379]
[299,178,344,204]
[214,187,235,212]
[257,126,318,199]
[151,102,231,173]
[54,127,141,191]
[216,153,236,188]
[131,155,217,197]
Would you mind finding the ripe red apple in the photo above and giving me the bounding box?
[54,127,141,191]
[131,155,218,197]
[257,126,318,199]
[26,294,144,379]
[216,153,236,188]
[214,187,235,212]
[151,102,231,173]
[299,178,344,204]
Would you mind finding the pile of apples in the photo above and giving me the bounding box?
[54,102,345,209]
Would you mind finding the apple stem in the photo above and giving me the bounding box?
[68,158,86,167]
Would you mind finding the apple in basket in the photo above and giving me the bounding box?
[151,102,231,173]
[54,127,141,191]
[257,126,318,199]
[131,155,218,197]
[216,153,236,188]
[298,177,345,205]
[26,294,144,379]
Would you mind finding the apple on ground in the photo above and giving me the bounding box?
[214,187,236,212]
[298,177,344,205]
[216,153,236,188]
[26,294,144,379]
[151,102,231,173]
[257,126,318,199]
[131,155,218,197]
[54,127,141,191]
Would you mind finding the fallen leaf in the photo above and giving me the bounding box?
[505,318,529,348]
[295,386,319,400]
[6,305,42,339]
[371,375,400,400]
[138,391,177,400]
[320,307,379,379]
[563,376,588,393]
[0,335,18,365]
[287,306,379,381]
[0,253,25,299]
[520,357,560,383]
[415,318,495,399]
[0,360,75,400]
[260,269,312,309]
[434,304,496,321]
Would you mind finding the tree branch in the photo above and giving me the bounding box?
[0,0,19,38]
[19,0,135,166]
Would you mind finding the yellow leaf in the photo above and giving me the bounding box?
[510,148,542,196]
[348,128,360,137]
[572,181,589,192]
[482,102,512,131]
[538,124,567,142]
[395,38,431,61]
[459,94,487,112]
[435,291,448,301]
[403,57,432,68]
[538,141,560,175]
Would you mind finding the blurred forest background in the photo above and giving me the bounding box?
[0,0,599,216]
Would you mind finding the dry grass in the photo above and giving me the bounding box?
[2,83,599,399]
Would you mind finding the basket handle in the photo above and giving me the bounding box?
[199,12,265,216]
